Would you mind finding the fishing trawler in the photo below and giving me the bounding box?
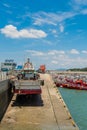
[13,58,44,95]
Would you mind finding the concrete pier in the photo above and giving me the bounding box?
[0,74,79,130]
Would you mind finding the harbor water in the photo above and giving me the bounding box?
[58,87,87,130]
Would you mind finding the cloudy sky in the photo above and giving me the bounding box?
[0,0,87,70]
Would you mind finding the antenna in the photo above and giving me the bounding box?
[27,58,30,63]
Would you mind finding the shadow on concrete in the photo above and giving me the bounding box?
[11,94,44,107]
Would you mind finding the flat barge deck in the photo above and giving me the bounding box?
[0,74,79,130]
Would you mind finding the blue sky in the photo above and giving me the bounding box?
[0,0,87,69]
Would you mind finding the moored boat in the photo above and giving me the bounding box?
[52,73,87,90]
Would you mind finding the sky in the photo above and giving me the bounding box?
[0,0,87,70]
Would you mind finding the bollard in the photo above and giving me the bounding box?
[72,120,76,127]
[68,112,72,119]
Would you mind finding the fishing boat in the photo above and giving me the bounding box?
[61,78,87,90]
[52,73,87,90]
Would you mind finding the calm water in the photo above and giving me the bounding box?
[58,88,87,130]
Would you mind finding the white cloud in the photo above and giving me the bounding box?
[32,11,76,26]
[32,10,87,28]
[26,50,44,56]
[48,50,65,55]
[0,25,47,39]
[59,24,64,33]
[73,0,87,5]
[81,9,87,14]
[33,17,57,26]
[26,50,65,58]
[82,50,87,54]
[51,60,58,64]
[69,49,80,54]
[33,12,58,26]
[25,49,87,69]
[48,51,55,55]
[3,3,10,8]
[52,29,57,34]
[70,0,87,11]
[42,39,52,45]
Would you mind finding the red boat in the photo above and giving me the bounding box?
[62,80,87,90]
[55,77,87,90]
